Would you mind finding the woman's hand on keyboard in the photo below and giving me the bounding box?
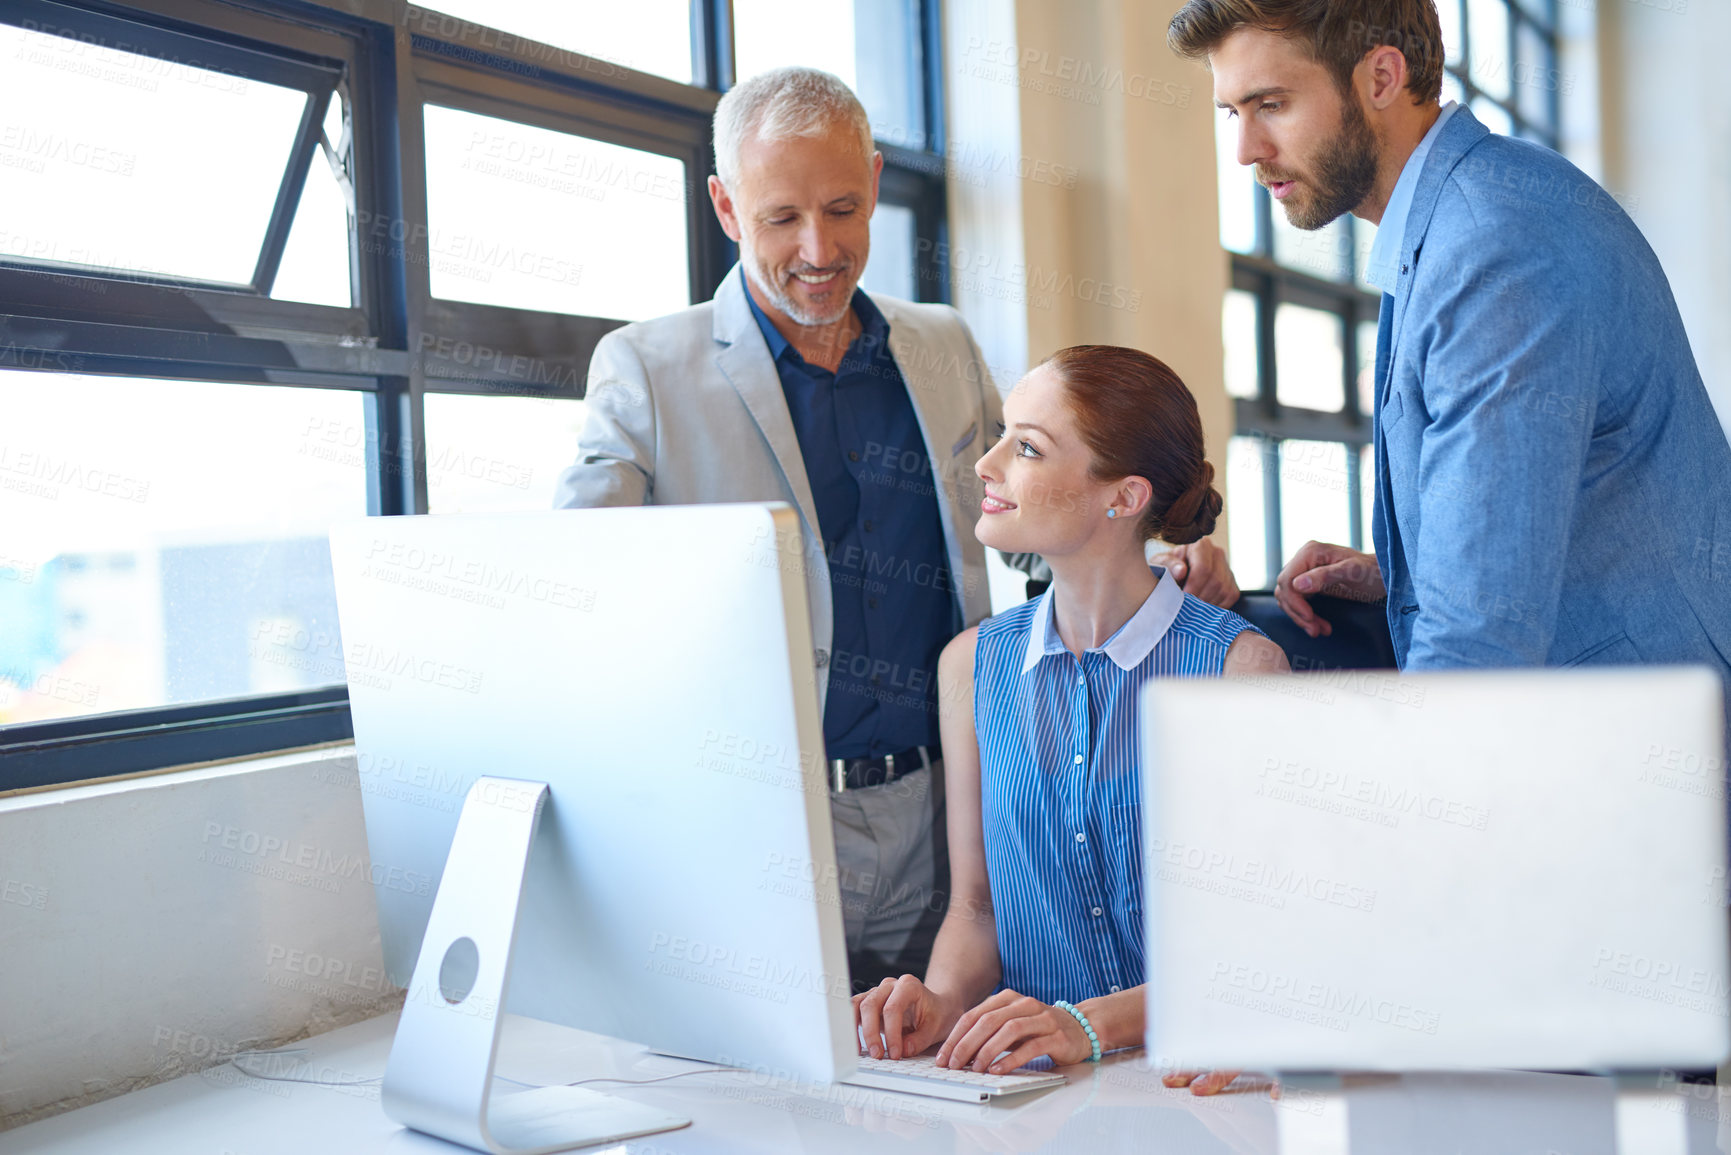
[934,989,1092,1075]
[853,974,959,1061]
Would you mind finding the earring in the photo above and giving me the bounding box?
[1106,509,1118,519]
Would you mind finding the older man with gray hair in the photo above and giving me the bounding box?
[554,67,1010,991]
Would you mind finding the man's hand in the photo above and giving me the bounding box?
[1162,1069,1245,1096]
[1152,538,1240,609]
[1273,541,1386,638]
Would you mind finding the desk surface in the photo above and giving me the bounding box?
[2,1011,1725,1154]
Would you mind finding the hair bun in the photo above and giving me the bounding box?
[1040,344,1221,546]
[1160,461,1222,545]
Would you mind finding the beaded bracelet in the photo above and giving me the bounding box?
[1053,1000,1102,1062]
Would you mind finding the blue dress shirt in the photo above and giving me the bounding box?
[1364,101,1459,294]
[744,280,956,760]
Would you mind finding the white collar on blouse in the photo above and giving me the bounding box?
[1021,567,1186,674]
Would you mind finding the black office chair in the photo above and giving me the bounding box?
[1023,581,1396,672]
[1227,590,1397,672]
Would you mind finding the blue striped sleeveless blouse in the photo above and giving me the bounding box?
[973,568,1263,1004]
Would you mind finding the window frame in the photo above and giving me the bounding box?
[1227,200,1380,587]
[1442,0,1561,150]
[0,0,953,792]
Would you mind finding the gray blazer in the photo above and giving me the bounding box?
[553,264,1004,715]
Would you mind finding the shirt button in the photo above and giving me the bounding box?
[1073,753,1083,764]
[863,519,875,532]
[1109,985,1121,994]
[848,450,860,462]
[1091,906,1103,917]
[1077,674,1085,686]
[1074,832,1086,843]
[867,597,879,609]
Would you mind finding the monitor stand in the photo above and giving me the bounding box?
[380,776,692,1154]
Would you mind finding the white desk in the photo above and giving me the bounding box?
[1,1011,1722,1154]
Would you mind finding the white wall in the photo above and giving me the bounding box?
[943,0,1032,389]
[943,0,1232,558]
[0,747,395,1130]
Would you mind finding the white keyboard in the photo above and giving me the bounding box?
[843,1054,1068,1103]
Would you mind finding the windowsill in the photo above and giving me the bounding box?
[0,740,356,806]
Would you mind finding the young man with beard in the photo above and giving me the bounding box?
[1165,1,1731,738]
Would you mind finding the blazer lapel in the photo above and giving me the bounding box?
[1383,107,1492,408]
[885,319,954,459]
[884,305,986,618]
[710,266,824,542]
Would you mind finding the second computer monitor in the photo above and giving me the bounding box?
[1142,666,1729,1072]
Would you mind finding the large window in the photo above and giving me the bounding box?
[1219,0,1562,590]
[0,0,950,791]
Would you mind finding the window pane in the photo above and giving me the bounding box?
[423,105,691,320]
[1356,318,1380,416]
[1442,70,1467,108]
[424,394,589,514]
[1514,19,1553,128]
[1223,289,1259,400]
[1440,0,1464,67]
[1271,207,1351,281]
[1274,304,1345,412]
[0,372,366,724]
[0,22,309,285]
[1351,218,1379,294]
[1471,96,1514,136]
[861,202,916,300]
[733,0,926,151]
[409,0,692,84]
[1215,111,1256,254]
[272,100,352,308]
[1467,0,1512,102]
[1226,436,1270,591]
[1279,440,1353,559]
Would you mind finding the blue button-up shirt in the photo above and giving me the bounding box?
[745,280,956,760]
[1364,101,1460,294]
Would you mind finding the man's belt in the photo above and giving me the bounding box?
[829,744,939,793]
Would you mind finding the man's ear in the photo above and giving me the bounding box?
[1361,44,1410,112]
[708,174,743,242]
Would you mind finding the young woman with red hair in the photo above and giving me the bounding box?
[853,345,1288,1085]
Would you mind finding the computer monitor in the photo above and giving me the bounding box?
[329,503,855,1154]
[1141,666,1729,1074]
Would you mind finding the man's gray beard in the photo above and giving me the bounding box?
[743,246,854,327]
